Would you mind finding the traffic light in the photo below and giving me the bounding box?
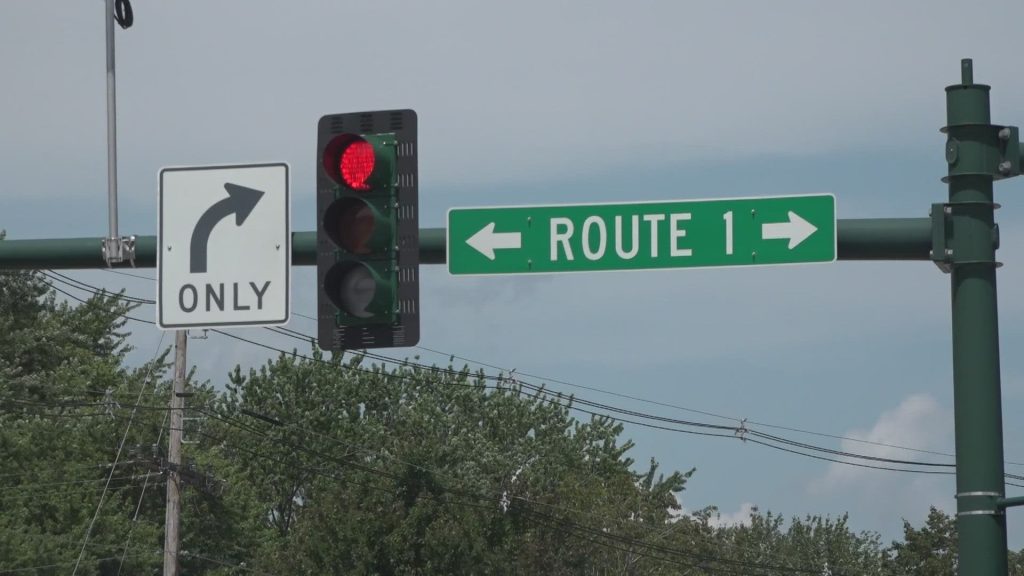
[316,110,419,350]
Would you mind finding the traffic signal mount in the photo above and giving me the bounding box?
[316,110,419,350]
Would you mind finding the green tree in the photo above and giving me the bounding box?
[10,264,1024,575]
[887,506,957,575]
[206,351,695,575]
[685,508,888,575]
[0,268,171,574]
[884,506,1024,576]
[1011,547,1024,576]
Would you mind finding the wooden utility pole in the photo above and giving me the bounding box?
[164,330,186,576]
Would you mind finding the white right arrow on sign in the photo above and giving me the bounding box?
[761,211,818,249]
[466,222,523,260]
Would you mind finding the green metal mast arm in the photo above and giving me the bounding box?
[0,218,930,271]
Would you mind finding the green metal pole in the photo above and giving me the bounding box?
[945,59,1007,575]
[835,218,932,260]
[0,218,933,270]
[998,496,1024,510]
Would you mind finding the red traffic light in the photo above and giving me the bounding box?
[340,140,375,191]
[316,110,418,350]
[323,134,378,192]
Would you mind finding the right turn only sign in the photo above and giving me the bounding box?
[158,163,291,329]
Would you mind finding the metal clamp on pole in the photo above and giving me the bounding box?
[102,235,137,267]
[930,203,953,273]
[929,201,1002,274]
[956,491,1004,517]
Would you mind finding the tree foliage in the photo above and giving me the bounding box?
[0,269,171,574]
[2,268,1023,575]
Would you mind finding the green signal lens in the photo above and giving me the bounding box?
[337,264,376,318]
[324,261,394,322]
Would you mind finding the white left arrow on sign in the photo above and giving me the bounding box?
[761,211,817,249]
[466,222,522,260]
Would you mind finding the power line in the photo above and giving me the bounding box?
[33,282,971,478]
[39,272,973,475]
[0,476,164,503]
[70,330,166,576]
[180,414,833,575]
[0,460,147,482]
[2,398,179,413]
[0,474,158,492]
[100,268,156,282]
[163,549,279,576]
[44,270,154,304]
[49,270,1013,466]
[204,397,1019,557]
[117,409,172,576]
[227,328,965,475]
[0,553,155,575]
[37,274,1015,477]
[19,271,1023,573]
[195,406,836,572]
[409,344,985,464]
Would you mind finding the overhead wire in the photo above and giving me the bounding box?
[0,476,164,503]
[261,325,965,474]
[15,390,756,575]
[12,276,876,574]
[69,330,167,576]
[78,267,981,464]
[2,398,179,413]
[44,270,153,305]
[0,460,146,482]
[172,410,835,576]
[126,409,755,573]
[11,277,988,576]
[0,474,158,492]
[0,536,273,576]
[99,267,156,282]
[191,405,842,573]
[0,554,155,575]
[195,403,851,573]
[162,549,279,576]
[409,344,992,464]
[37,274,982,475]
[38,273,1024,480]
[117,404,173,575]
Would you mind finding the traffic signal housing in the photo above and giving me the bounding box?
[317,110,419,350]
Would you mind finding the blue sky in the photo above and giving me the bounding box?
[3,0,1024,547]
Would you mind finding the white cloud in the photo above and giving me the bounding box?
[673,501,757,528]
[807,394,956,532]
[708,502,757,528]
[810,393,951,491]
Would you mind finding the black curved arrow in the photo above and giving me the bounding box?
[189,183,265,273]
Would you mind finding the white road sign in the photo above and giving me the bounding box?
[158,163,290,329]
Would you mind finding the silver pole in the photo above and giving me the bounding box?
[101,0,125,266]
[105,0,119,243]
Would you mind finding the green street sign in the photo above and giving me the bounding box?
[447,194,836,275]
